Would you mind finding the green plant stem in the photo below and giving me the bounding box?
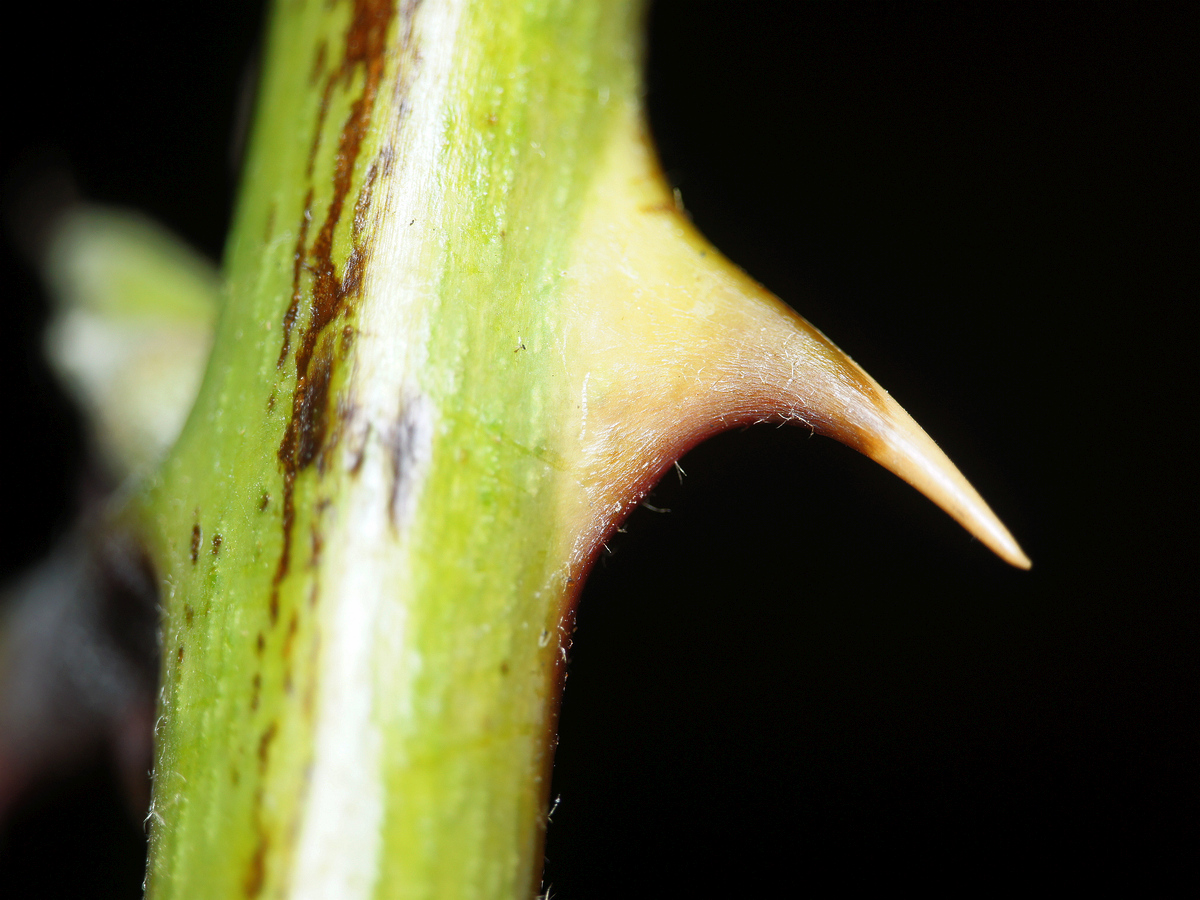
[141,1,641,897]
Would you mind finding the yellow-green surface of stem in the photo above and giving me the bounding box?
[141,1,640,898]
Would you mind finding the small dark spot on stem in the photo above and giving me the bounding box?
[244,831,268,898]
[280,190,312,369]
[184,604,195,626]
[348,420,370,474]
[176,645,184,664]
[251,672,261,711]
[295,350,335,470]
[388,396,426,527]
[283,612,299,660]
[257,722,278,772]
[190,524,201,564]
[341,246,365,298]
[259,492,271,511]
[256,632,266,655]
[310,39,327,85]
[310,521,324,568]
[211,533,223,556]
[352,161,380,240]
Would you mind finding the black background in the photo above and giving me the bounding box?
[1,2,1194,895]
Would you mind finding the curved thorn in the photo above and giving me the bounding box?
[766,310,1033,569]
[561,108,1030,570]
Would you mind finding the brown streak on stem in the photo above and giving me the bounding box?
[273,0,402,613]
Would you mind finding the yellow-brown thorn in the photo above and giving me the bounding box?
[558,106,1030,571]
